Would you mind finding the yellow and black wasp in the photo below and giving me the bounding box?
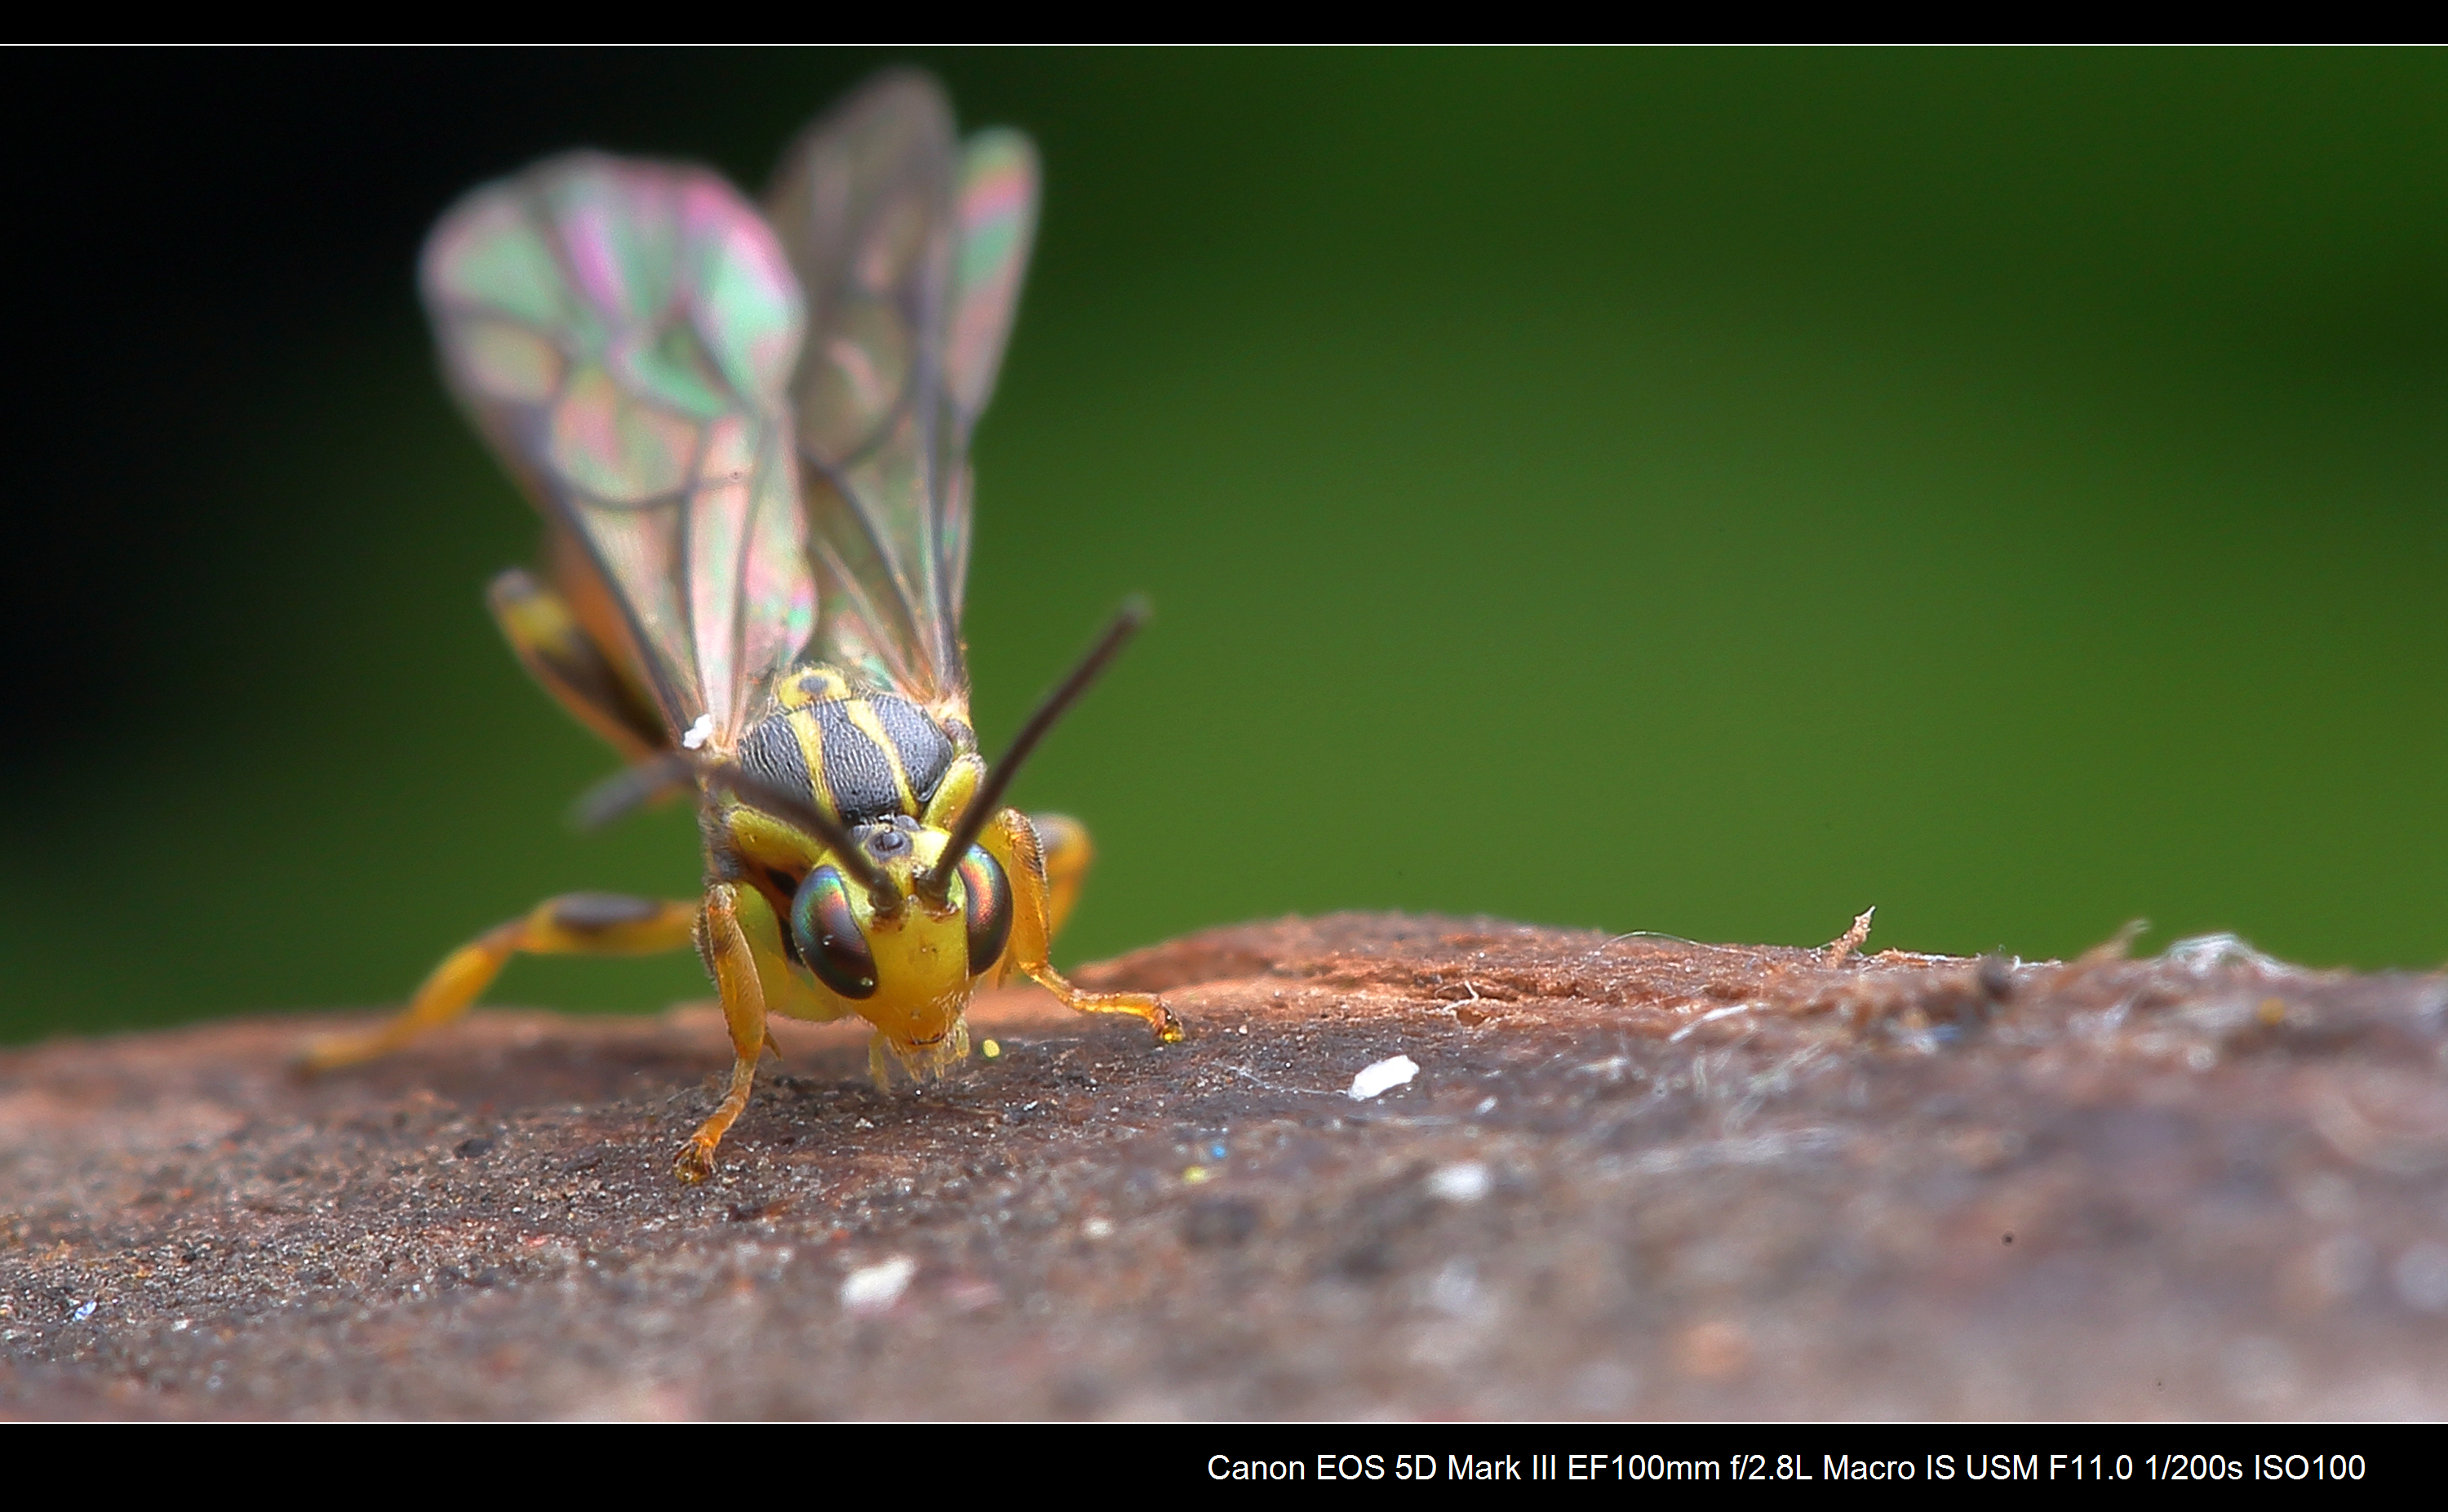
[304,73,1180,1182]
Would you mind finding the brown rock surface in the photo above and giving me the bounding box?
[3,912,2446,1419]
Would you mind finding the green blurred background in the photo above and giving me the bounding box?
[2,50,2443,1042]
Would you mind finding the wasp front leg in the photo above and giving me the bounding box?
[673,882,769,1184]
[985,809,1182,1044]
[1028,812,1094,942]
[299,893,698,1071]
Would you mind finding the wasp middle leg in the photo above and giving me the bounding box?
[297,893,698,1071]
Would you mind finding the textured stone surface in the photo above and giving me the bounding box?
[3,913,2446,1419]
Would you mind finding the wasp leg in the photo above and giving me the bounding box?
[1029,812,1093,942]
[487,567,667,760]
[299,893,698,1072]
[986,809,1182,1044]
[673,883,768,1185]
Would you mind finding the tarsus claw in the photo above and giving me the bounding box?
[672,1142,717,1184]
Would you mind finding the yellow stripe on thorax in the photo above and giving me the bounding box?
[841,698,919,814]
[783,705,845,825]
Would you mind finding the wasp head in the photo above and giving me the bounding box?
[787,819,1013,1081]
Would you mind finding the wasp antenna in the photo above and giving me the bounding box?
[920,596,1150,900]
[568,750,697,831]
[699,759,902,909]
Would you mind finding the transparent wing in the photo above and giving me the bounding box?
[765,70,1040,712]
[421,153,815,749]
[942,126,1041,619]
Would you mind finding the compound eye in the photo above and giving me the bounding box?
[790,865,877,1000]
[955,846,1012,978]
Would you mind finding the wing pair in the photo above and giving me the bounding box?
[420,70,1039,752]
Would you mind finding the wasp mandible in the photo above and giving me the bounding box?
[304,72,1181,1182]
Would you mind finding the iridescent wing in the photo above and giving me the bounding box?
[765,71,1040,715]
[421,154,814,752]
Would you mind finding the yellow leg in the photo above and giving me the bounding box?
[987,809,1182,1044]
[299,893,698,1072]
[487,567,667,760]
[1030,812,1093,941]
[673,883,769,1184]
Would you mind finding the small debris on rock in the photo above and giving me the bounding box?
[1820,907,1877,966]
[1349,1054,1419,1100]
[2163,932,2291,975]
[839,1256,916,1315]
